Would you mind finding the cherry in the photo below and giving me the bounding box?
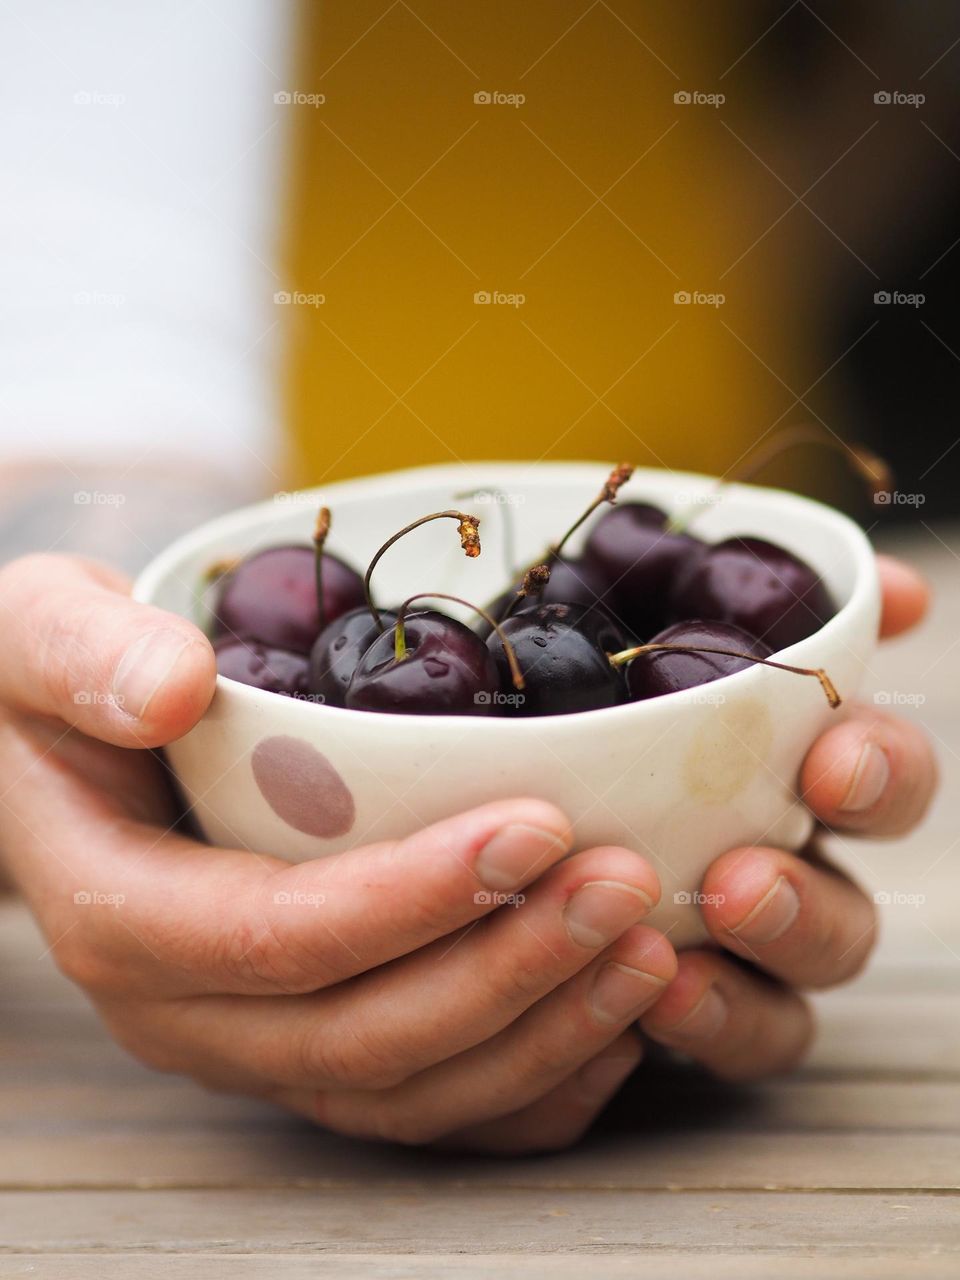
[214,637,311,697]
[487,602,630,716]
[211,509,364,654]
[487,556,615,627]
[309,606,399,708]
[582,501,703,636]
[346,603,505,717]
[669,536,833,652]
[621,620,771,701]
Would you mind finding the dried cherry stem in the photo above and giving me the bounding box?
[607,642,841,709]
[395,592,525,691]
[668,425,892,534]
[456,487,517,579]
[550,462,634,560]
[363,510,481,632]
[313,505,332,631]
[501,564,551,623]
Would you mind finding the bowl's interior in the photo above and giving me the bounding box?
[136,462,872,650]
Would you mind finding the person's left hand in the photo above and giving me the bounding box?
[638,554,938,1078]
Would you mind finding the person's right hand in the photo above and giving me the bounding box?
[0,554,675,1153]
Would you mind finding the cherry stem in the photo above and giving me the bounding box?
[550,462,634,561]
[313,506,331,631]
[667,426,893,534]
[363,510,481,632]
[501,563,551,623]
[607,642,841,709]
[456,487,516,579]
[394,592,526,691]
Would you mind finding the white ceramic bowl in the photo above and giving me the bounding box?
[134,462,880,945]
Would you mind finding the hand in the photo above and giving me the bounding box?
[0,554,677,1153]
[639,555,938,1078]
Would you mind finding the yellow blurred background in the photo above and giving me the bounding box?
[281,0,816,490]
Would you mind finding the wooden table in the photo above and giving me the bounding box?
[1,525,957,1276]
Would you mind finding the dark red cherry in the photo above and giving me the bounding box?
[346,611,499,716]
[214,637,311,697]
[486,557,614,628]
[625,620,772,701]
[309,606,399,708]
[487,602,630,716]
[669,536,833,652]
[212,545,365,655]
[583,502,703,636]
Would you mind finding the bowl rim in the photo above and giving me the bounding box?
[133,460,879,735]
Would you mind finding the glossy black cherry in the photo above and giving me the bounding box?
[309,606,399,708]
[214,637,311,697]
[624,620,772,701]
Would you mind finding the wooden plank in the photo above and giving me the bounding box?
[0,1255,956,1279]
[0,1189,956,1254]
[0,1130,957,1191]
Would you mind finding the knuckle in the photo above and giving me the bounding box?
[298,1023,405,1091]
[485,957,547,1010]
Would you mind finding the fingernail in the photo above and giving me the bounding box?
[475,824,568,891]
[112,629,192,721]
[840,742,890,813]
[732,875,800,945]
[658,987,727,1040]
[577,1052,639,1105]
[564,881,654,949]
[590,961,668,1024]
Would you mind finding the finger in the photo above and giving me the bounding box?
[433,1035,644,1154]
[698,845,877,988]
[0,722,576,996]
[801,706,938,836]
[640,950,813,1082]
[877,555,930,639]
[0,554,216,746]
[276,925,673,1142]
[167,861,666,1093]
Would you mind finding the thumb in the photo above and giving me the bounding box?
[0,554,216,747]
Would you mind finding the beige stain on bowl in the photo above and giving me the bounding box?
[683,697,773,804]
